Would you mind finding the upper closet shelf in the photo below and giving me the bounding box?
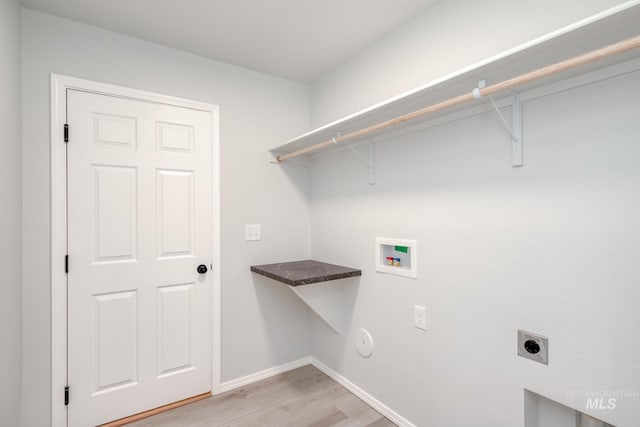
[271,2,640,164]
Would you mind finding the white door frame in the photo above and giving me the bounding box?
[50,74,221,427]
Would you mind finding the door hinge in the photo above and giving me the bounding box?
[64,386,69,406]
[65,255,69,274]
[64,124,69,143]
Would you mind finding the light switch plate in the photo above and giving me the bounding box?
[245,224,261,241]
[518,330,548,365]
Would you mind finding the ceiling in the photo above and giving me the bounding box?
[21,0,440,83]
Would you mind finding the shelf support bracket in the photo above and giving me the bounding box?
[290,281,342,334]
[510,92,523,167]
[474,80,523,167]
[368,141,375,186]
[342,137,376,185]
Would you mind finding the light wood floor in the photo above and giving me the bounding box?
[127,364,396,427]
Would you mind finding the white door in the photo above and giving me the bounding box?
[66,89,213,426]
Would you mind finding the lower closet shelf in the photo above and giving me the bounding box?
[250,260,361,334]
[250,260,361,286]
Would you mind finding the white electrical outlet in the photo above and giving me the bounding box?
[245,224,261,241]
[414,305,426,330]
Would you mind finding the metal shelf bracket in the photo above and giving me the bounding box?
[510,92,523,167]
[342,135,376,185]
[474,80,523,167]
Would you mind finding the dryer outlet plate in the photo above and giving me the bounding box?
[518,329,549,365]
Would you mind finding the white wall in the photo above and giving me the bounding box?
[310,69,640,427]
[17,2,640,426]
[0,0,22,425]
[308,1,640,426]
[21,9,312,426]
[310,0,630,127]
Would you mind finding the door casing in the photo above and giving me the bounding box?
[50,74,221,427]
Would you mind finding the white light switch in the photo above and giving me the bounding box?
[245,224,261,241]
[414,305,426,330]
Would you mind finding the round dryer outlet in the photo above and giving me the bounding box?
[355,328,374,357]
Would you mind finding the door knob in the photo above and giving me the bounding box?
[197,264,208,274]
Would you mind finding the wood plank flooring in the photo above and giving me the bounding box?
[126,365,396,427]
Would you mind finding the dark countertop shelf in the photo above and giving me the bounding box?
[250,260,361,286]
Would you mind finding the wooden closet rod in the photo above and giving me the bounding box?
[277,34,640,163]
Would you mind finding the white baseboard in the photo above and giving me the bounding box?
[218,356,311,393]
[217,355,414,426]
[310,357,416,427]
